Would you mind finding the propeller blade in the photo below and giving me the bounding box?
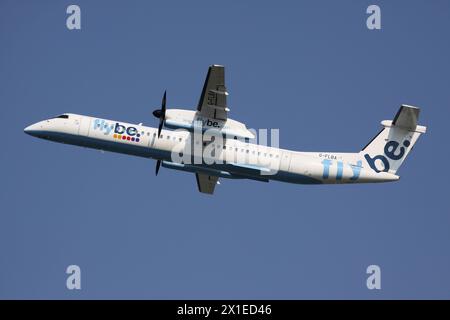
[161,90,166,114]
[157,90,166,137]
[155,160,161,176]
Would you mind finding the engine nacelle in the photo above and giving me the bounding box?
[164,109,255,140]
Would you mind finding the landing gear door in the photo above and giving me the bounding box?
[79,117,91,136]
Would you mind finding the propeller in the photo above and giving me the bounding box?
[152,90,166,137]
[152,91,166,176]
[155,159,161,176]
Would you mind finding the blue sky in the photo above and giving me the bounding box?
[1,0,449,299]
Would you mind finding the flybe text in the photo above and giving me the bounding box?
[93,119,140,137]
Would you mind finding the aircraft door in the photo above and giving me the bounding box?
[79,117,91,136]
[280,151,291,172]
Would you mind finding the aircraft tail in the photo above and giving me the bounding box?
[359,105,426,174]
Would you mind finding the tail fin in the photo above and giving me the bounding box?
[360,105,427,174]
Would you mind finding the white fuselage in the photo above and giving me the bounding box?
[24,113,399,184]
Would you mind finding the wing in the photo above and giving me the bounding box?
[197,65,228,121]
[195,173,219,195]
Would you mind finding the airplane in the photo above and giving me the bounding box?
[24,65,426,195]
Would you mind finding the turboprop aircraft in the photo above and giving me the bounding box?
[24,65,426,194]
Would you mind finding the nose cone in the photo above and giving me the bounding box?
[24,123,40,137]
[153,109,162,118]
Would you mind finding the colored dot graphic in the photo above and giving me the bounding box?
[112,134,140,143]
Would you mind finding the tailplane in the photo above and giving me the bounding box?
[360,105,426,174]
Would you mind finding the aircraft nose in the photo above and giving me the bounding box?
[24,123,40,137]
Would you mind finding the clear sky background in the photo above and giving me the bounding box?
[1,0,449,299]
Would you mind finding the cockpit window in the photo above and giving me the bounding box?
[54,114,69,119]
